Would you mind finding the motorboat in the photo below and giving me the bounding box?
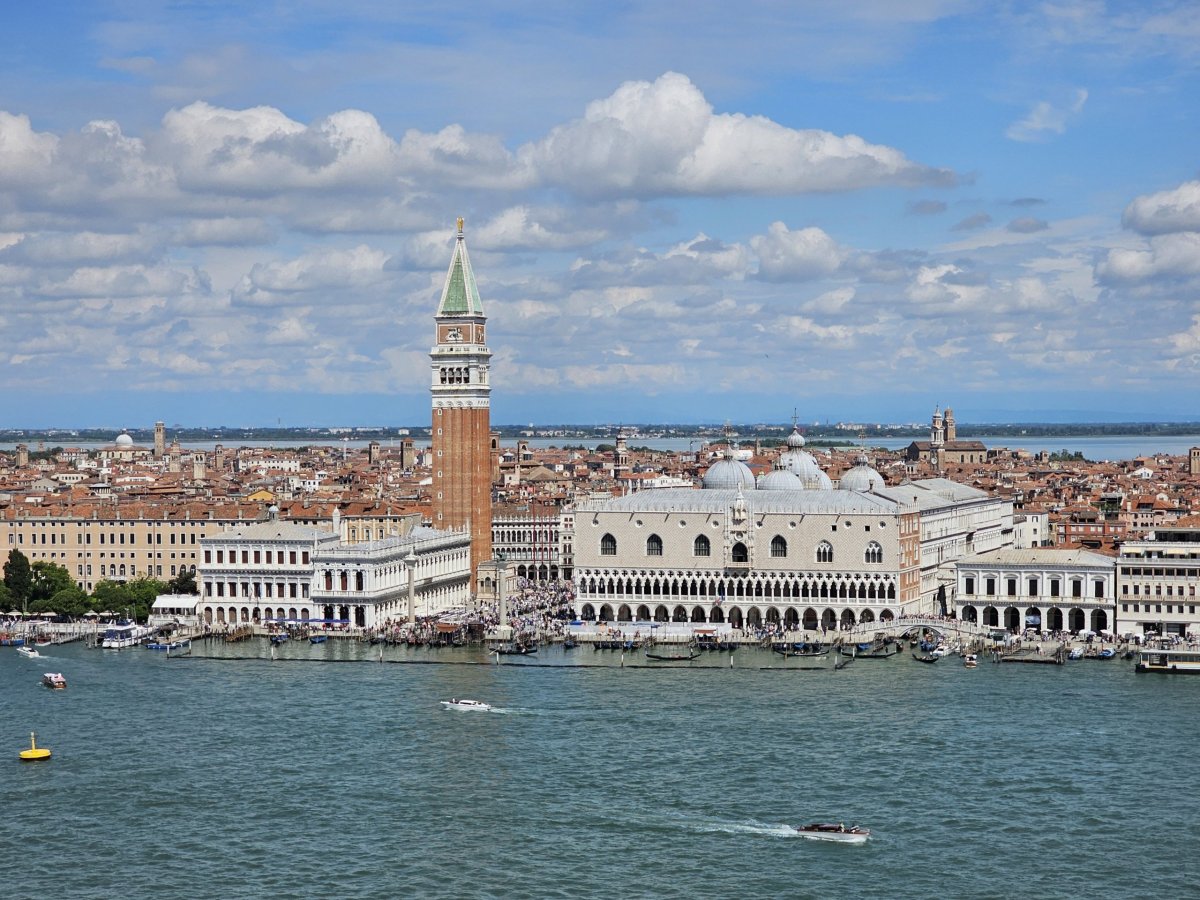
[17,645,41,659]
[963,654,979,669]
[42,672,66,690]
[270,633,289,645]
[309,634,328,644]
[146,639,191,653]
[18,732,51,762]
[1096,648,1117,660]
[440,698,492,712]
[794,823,870,844]
[1135,644,1200,675]
[1067,647,1084,660]
[931,646,950,657]
[101,622,152,649]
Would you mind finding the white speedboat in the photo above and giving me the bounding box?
[440,698,492,711]
[1067,647,1084,660]
[794,823,870,844]
[17,645,41,659]
[101,622,153,649]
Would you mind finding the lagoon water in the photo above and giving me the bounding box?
[3,641,1197,899]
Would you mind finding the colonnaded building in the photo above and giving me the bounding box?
[572,431,1012,630]
[196,510,471,629]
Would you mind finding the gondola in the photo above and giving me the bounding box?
[645,650,699,661]
[494,643,537,655]
[911,651,938,664]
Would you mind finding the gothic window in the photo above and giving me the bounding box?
[646,534,663,556]
[816,541,834,563]
[693,535,711,557]
[864,541,883,564]
[600,533,617,556]
[770,536,787,558]
[732,542,748,563]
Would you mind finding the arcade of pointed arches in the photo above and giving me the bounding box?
[574,568,899,628]
[576,569,897,603]
[575,601,897,631]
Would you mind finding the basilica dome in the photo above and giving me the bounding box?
[757,465,805,491]
[115,432,134,448]
[778,438,833,490]
[839,454,885,492]
[702,447,756,490]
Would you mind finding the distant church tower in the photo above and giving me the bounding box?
[154,421,166,459]
[431,218,493,589]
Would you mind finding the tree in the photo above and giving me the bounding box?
[167,568,198,595]
[3,549,32,604]
[29,561,76,605]
[91,577,169,622]
[47,586,88,619]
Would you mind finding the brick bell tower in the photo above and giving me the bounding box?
[431,217,493,590]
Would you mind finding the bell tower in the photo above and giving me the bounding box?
[431,218,493,589]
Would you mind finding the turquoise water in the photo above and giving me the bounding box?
[3,642,1197,899]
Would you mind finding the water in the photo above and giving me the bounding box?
[4,434,1199,460]
[3,642,1196,899]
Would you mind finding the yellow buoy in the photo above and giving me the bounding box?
[18,731,51,762]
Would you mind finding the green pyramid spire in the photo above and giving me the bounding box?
[437,217,484,316]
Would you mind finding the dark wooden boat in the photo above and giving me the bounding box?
[911,651,938,664]
[645,650,699,661]
[495,643,537,655]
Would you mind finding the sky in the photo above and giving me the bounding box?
[2,1,1199,429]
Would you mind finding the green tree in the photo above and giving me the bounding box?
[90,580,133,617]
[167,568,198,595]
[3,549,32,604]
[0,581,11,610]
[47,586,89,619]
[29,561,76,605]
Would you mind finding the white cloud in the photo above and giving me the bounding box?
[1005,89,1088,142]
[1097,233,1200,282]
[1122,179,1200,235]
[519,73,954,197]
[752,222,846,281]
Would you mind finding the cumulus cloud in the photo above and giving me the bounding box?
[520,73,955,197]
[751,221,846,281]
[1122,179,1200,235]
[1005,88,1088,142]
[1097,233,1200,282]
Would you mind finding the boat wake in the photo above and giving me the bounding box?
[684,817,800,839]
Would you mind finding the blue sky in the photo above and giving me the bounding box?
[2,1,1199,428]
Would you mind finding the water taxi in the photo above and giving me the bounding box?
[17,645,41,659]
[440,698,492,711]
[963,654,979,669]
[794,823,870,844]
[42,672,66,690]
[1135,645,1200,675]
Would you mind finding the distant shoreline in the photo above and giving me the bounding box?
[4,422,1200,446]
